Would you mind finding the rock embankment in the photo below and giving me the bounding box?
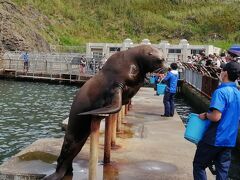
[0,0,50,54]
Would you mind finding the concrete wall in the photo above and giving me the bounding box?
[181,82,210,112]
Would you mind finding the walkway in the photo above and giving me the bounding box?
[0,87,214,180]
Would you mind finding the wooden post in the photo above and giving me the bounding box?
[89,117,101,180]
[121,105,127,124]
[111,113,117,147]
[117,110,122,132]
[128,100,131,111]
[125,104,128,115]
[121,105,125,119]
[104,115,112,164]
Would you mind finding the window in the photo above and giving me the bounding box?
[92,52,103,60]
[91,48,103,60]
[191,49,203,55]
[168,49,181,53]
[109,47,121,52]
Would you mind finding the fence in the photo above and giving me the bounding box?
[1,52,105,80]
[181,62,220,98]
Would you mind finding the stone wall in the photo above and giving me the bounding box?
[0,1,50,53]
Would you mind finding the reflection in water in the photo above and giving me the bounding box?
[103,161,177,180]
[0,80,78,163]
[62,160,176,180]
[103,163,119,180]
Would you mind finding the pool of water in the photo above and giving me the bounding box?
[0,80,79,163]
[174,95,198,123]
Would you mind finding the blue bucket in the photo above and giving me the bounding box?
[150,76,155,84]
[184,113,211,144]
[157,83,166,95]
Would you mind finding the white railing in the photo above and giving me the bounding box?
[181,62,220,98]
[2,51,105,78]
[184,69,202,91]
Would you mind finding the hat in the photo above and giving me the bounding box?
[220,61,240,75]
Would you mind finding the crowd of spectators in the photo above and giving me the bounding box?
[186,51,240,68]
[149,50,240,89]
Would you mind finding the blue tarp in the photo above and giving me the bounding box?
[228,45,240,57]
[229,45,240,51]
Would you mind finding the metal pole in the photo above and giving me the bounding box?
[45,59,47,74]
[50,61,53,79]
[33,60,35,77]
[69,63,72,81]
[15,59,18,77]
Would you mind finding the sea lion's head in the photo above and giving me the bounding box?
[134,45,165,73]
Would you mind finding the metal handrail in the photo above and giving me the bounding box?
[182,63,220,98]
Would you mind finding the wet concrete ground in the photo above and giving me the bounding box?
[0,87,214,180]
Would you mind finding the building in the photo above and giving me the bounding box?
[86,39,221,64]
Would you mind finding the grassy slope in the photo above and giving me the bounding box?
[12,0,240,49]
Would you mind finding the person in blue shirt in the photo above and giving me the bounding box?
[161,63,179,117]
[153,74,159,92]
[22,51,29,73]
[194,61,240,180]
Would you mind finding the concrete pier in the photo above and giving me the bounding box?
[0,87,214,180]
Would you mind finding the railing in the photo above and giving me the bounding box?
[0,59,3,69]
[1,52,105,79]
[181,62,220,98]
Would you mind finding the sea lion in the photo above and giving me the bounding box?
[44,45,164,180]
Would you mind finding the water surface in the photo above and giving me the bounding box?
[0,80,78,163]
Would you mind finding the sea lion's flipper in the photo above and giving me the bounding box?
[78,88,122,115]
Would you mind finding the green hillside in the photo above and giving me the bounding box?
[12,0,240,49]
